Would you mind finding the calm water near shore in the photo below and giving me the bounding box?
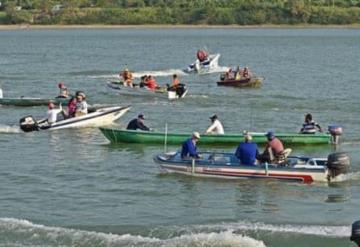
[0,28,359,246]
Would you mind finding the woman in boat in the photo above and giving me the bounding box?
[121,68,133,87]
[235,133,259,166]
[67,96,77,118]
[57,82,69,98]
[75,92,88,117]
[300,113,322,134]
[181,132,201,159]
[205,115,224,135]
[144,75,158,91]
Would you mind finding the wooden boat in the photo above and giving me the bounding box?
[19,106,130,132]
[0,97,69,107]
[154,151,350,183]
[99,128,333,145]
[217,76,264,87]
[106,81,187,100]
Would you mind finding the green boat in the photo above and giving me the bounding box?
[99,128,333,145]
[0,97,69,107]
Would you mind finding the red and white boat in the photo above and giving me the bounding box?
[154,151,350,183]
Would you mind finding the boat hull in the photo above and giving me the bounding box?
[39,106,130,130]
[99,128,331,145]
[217,77,263,87]
[154,152,330,183]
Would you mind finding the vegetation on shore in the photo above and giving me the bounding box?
[0,0,359,25]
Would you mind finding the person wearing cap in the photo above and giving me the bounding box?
[300,113,322,134]
[75,92,88,117]
[259,131,285,163]
[57,82,69,98]
[205,115,224,135]
[46,102,63,125]
[121,68,133,87]
[181,132,201,159]
[235,133,259,166]
[126,114,150,131]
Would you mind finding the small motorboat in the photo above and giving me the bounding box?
[154,151,350,183]
[19,106,130,132]
[217,77,264,88]
[106,81,187,100]
[184,49,220,73]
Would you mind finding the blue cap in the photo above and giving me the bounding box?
[266,131,274,138]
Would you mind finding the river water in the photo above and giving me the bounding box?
[0,28,359,246]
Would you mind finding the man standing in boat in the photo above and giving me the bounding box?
[181,132,201,159]
[46,102,63,125]
[57,82,69,98]
[127,114,150,131]
[235,133,259,166]
[205,115,224,135]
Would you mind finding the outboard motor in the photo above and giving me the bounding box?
[19,115,39,132]
[328,125,343,145]
[351,220,360,246]
[326,152,350,179]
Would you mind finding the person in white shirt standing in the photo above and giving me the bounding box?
[47,102,63,125]
[205,114,224,135]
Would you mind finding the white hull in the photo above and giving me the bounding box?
[41,106,130,130]
[186,53,220,73]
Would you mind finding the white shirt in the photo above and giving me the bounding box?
[76,101,88,114]
[47,107,62,124]
[205,119,224,134]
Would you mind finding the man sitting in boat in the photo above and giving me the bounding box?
[144,75,158,91]
[181,132,201,159]
[205,115,224,135]
[57,82,69,98]
[167,74,186,97]
[300,113,322,134]
[121,68,133,87]
[242,67,252,79]
[235,133,259,166]
[258,131,291,164]
[46,102,63,125]
[126,114,150,131]
[75,92,88,117]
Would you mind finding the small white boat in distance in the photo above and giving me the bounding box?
[185,51,221,74]
[19,106,130,132]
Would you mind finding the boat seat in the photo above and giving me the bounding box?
[274,148,292,164]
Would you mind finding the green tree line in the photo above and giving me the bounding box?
[1,0,360,25]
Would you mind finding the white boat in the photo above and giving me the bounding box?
[19,106,130,132]
[185,53,220,73]
[154,151,350,183]
[106,81,187,100]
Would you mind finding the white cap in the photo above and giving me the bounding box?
[192,131,201,139]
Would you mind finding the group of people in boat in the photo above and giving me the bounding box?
[223,66,252,81]
[180,113,323,166]
[119,67,186,97]
[45,82,88,125]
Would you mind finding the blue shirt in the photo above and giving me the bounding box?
[235,142,259,166]
[181,138,199,158]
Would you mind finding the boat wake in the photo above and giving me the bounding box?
[0,218,265,247]
[0,124,20,134]
[89,69,188,80]
[196,66,229,75]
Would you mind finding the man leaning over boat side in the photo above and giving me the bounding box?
[181,132,201,159]
[235,133,259,166]
[204,115,224,135]
[126,114,150,131]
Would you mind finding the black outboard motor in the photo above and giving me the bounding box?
[326,152,350,179]
[351,220,360,246]
[176,84,186,98]
[19,115,39,132]
[328,125,343,145]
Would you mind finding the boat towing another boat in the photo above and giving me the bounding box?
[19,106,130,132]
[99,128,335,145]
[154,151,350,183]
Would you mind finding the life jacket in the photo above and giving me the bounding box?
[302,121,317,134]
[146,78,157,91]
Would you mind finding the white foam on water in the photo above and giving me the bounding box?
[197,66,229,75]
[0,124,20,133]
[0,218,265,247]
[89,69,188,80]
[191,221,350,238]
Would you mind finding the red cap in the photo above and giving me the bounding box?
[58,82,66,89]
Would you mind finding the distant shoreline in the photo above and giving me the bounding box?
[0,24,360,30]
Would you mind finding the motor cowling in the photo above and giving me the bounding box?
[326,152,350,178]
[19,115,39,132]
[328,125,343,144]
[351,220,360,246]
